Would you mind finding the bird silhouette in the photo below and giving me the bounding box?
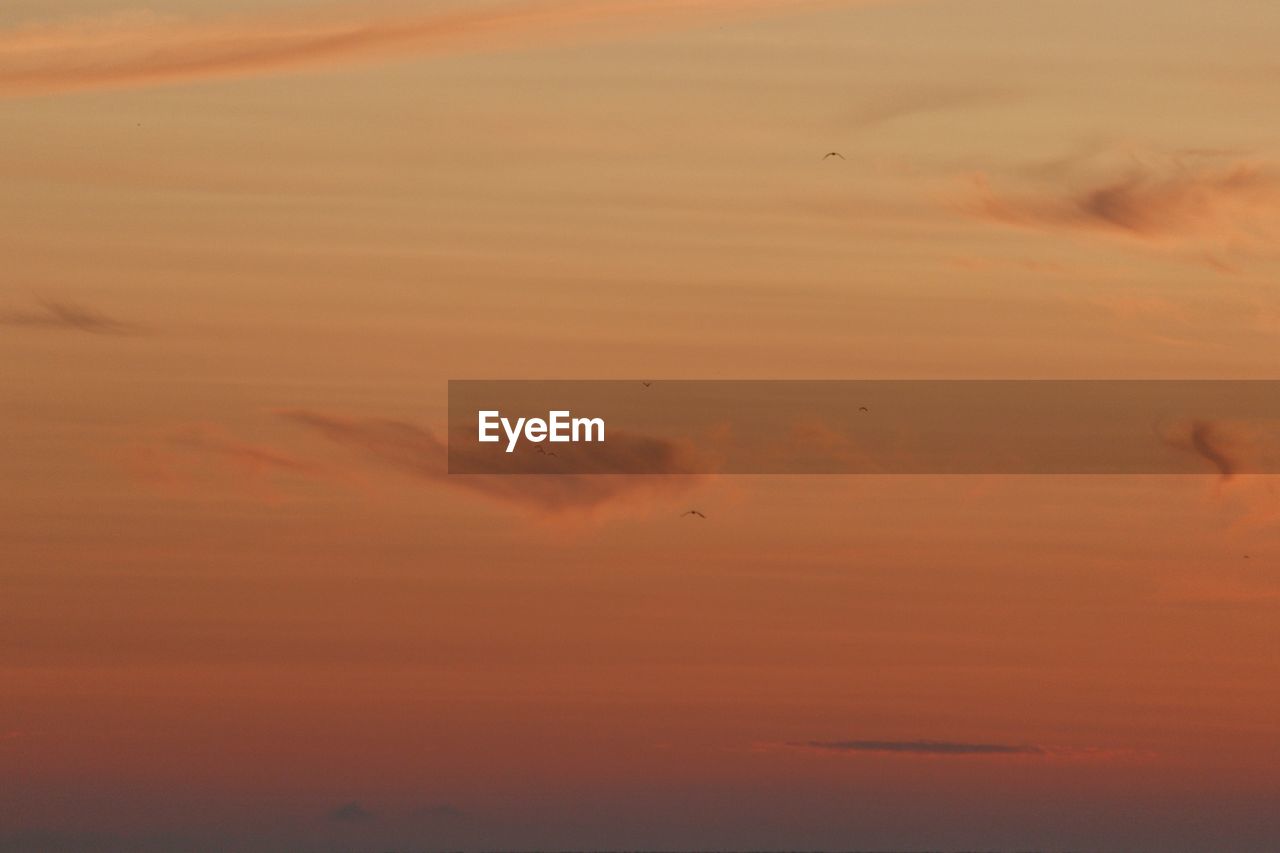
[858,406,869,413]
[641,381,652,388]
[823,151,846,160]
[535,447,558,457]
[682,510,706,519]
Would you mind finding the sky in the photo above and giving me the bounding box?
[2,0,1280,850]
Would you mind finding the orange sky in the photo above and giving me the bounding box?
[2,1,1279,850]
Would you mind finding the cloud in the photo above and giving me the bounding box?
[114,423,329,504]
[0,299,143,335]
[1158,422,1280,527]
[277,409,702,515]
[966,148,1280,268]
[1155,421,1280,528]
[1159,418,1253,482]
[789,739,1146,763]
[1186,420,1239,481]
[0,0,866,98]
[848,85,1020,130]
[327,801,375,824]
[170,424,318,476]
[797,739,1046,756]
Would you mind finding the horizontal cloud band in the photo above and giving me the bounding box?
[800,739,1046,755]
[0,0,864,97]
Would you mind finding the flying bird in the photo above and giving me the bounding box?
[682,510,706,519]
[858,406,869,413]
[535,447,558,457]
[823,151,846,160]
[641,381,652,388]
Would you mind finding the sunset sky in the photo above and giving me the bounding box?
[3,1,1280,850]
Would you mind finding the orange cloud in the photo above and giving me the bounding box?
[278,409,703,515]
[0,0,866,98]
[115,424,325,503]
[966,149,1280,269]
[169,424,319,477]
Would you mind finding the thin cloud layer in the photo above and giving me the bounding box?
[0,0,862,98]
[791,739,1141,762]
[967,149,1280,267]
[278,409,702,514]
[327,801,375,824]
[117,424,325,504]
[848,85,1020,130]
[799,739,1046,756]
[169,424,318,476]
[0,299,143,335]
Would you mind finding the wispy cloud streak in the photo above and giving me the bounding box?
[170,424,318,476]
[848,85,1020,129]
[278,409,701,515]
[327,801,376,824]
[1159,418,1257,483]
[789,738,1141,761]
[966,148,1280,269]
[0,0,866,98]
[799,739,1046,756]
[0,299,144,335]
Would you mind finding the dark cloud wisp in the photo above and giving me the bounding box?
[967,148,1280,267]
[327,801,375,824]
[277,409,702,514]
[0,299,144,335]
[798,739,1047,756]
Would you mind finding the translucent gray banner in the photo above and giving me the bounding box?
[447,380,1280,475]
